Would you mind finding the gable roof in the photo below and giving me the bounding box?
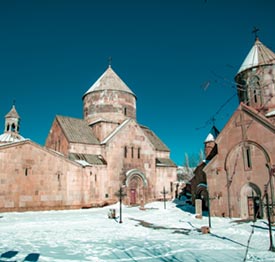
[83,66,136,98]
[68,153,106,165]
[141,125,169,151]
[240,103,275,133]
[56,115,100,144]
[101,118,132,144]
[205,102,275,162]
[0,139,82,167]
[100,118,170,152]
[156,158,177,167]
[237,38,275,74]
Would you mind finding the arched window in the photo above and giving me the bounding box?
[84,107,88,117]
[249,75,261,106]
[243,145,252,170]
[124,146,127,158]
[11,123,16,132]
[131,147,134,158]
[138,148,141,159]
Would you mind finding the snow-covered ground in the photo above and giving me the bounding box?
[1,200,275,262]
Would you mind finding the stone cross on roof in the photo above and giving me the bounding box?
[252,26,259,40]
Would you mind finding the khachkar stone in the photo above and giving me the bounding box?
[195,199,202,219]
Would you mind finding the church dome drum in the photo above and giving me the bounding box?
[82,66,137,125]
[235,38,275,111]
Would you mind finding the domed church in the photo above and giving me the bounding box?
[194,37,275,219]
[0,66,177,211]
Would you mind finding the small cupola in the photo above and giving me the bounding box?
[204,126,219,159]
[5,104,20,133]
[0,104,25,143]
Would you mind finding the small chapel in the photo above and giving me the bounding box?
[192,36,275,219]
[0,66,177,212]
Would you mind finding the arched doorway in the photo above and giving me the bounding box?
[240,183,263,219]
[196,183,208,211]
[125,169,147,206]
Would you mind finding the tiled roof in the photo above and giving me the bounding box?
[56,116,100,144]
[83,66,136,98]
[141,126,169,151]
[69,153,106,165]
[156,158,177,167]
[237,38,275,74]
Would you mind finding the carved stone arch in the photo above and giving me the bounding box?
[125,169,147,187]
[224,140,271,172]
[195,183,208,211]
[125,169,148,206]
[224,140,270,218]
[240,182,263,219]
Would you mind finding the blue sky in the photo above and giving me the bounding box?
[0,0,274,166]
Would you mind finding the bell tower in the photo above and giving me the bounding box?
[0,104,25,144]
[5,104,20,134]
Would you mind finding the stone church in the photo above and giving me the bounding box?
[0,66,177,212]
[192,37,275,219]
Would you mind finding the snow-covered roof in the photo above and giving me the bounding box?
[101,118,132,144]
[265,110,275,117]
[0,132,25,143]
[237,38,275,74]
[75,159,92,167]
[83,66,136,98]
[204,133,215,143]
[204,126,220,143]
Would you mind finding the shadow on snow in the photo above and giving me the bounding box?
[0,251,40,262]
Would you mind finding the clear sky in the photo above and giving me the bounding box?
[0,0,274,166]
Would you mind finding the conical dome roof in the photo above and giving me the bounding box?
[5,105,20,119]
[237,38,275,74]
[83,66,136,98]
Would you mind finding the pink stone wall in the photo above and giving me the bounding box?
[91,121,119,141]
[45,118,70,156]
[205,108,275,218]
[0,141,91,212]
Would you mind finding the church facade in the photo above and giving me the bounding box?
[0,67,177,212]
[195,37,275,219]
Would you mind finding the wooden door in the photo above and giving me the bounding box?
[130,189,136,205]
[247,197,254,218]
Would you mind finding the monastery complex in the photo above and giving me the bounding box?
[0,66,177,211]
[192,37,275,219]
[2,35,275,220]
